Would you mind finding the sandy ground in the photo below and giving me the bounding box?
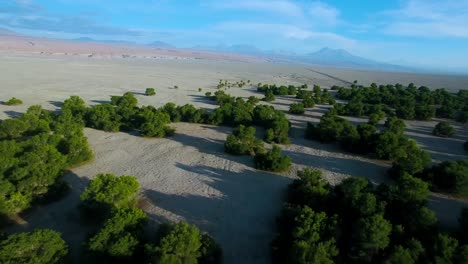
[1,54,467,263]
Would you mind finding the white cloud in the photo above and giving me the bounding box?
[382,0,468,38]
[215,21,355,45]
[308,1,340,26]
[213,0,303,18]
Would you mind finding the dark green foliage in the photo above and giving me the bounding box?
[254,145,291,172]
[0,106,92,216]
[86,104,121,132]
[160,102,182,122]
[273,168,465,264]
[263,90,275,102]
[384,116,406,134]
[335,84,467,122]
[302,96,315,108]
[80,173,140,218]
[224,125,264,156]
[420,160,468,197]
[205,92,212,97]
[0,229,68,264]
[145,222,221,264]
[390,140,431,177]
[138,107,175,137]
[87,208,147,259]
[432,121,455,137]
[258,84,298,96]
[62,96,88,122]
[3,97,22,105]
[253,105,290,144]
[247,96,260,105]
[289,103,305,114]
[177,104,207,123]
[145,88,156,96]
[287,168,331,211]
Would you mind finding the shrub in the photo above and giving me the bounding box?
[205,92,212,97]
[224,125,264,156]
[62,96,87,121]
[421,160,468,197]
[302,96,315,108]
[85,104,121,132]
[139,108,175,137]
[146,222,221,263]
[247,96,260,105]
[145,88,156,96]
[433,122,455,137]
[264,91,276,102]
[4,97,22,105]
[254,145,291,172]
[289,103,305,114]
[0,229,68,264]
[80,173,140,218]
[87,208,148,259]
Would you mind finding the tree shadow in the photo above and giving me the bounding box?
[48,100,64,108]
[3,171,92,263]
[90,99,110,104]
[143,163,292,263]
[404,133,468,162]
[189,95,218,105]
[4,110,23,118]
[282,149,390,185]
[131,91,146,96]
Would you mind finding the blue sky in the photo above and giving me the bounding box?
[2,0,468,71]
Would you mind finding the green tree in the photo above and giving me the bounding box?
[145,88,156,96]
[224,125,264,156]
[289,103,305,114]
[0,229,68,264]
[4,97,23,106]
[254,145,292,172]
[147,222,202,264]
[290,206,338,264]
[80,173,140,217]
[263,90,276,102]
[433,122,455,137]
[87,208,148,259]
[352,214,392,260]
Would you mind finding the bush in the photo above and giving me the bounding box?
[138,107,174,137]
[0,229,68,264]
[421,160,468,197]
[205,92,212,97]
[85,104,121,132]
[4,97,23,105]
[145,88,156,96]
[87,208,148,259]
[302,96,315,108]
[433,122,455,137]
[289,103,305,114]
[254,145,291,172]
[247,96,260,105]
[145,222,221,263]
[224,125,264,156]
[263,91,276,102]
[80,173,140,218]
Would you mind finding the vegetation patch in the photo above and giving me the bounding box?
[3,97,23,106]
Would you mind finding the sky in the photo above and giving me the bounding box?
[1,0,468,71]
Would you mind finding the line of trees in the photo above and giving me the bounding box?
[272,168,468,263]
[335,83,468,123]
[0,173,222,264]
[0,104,93,217]
[224,125,292,172]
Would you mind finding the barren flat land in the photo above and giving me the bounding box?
[2,53,468,263]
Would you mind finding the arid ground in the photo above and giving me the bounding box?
[1,53,468,263]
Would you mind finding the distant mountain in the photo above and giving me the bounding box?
[146,41,174,48]
[191,44,264,55]
[0,27,18,36]
[293,47,407,71]
[72,37,136,45]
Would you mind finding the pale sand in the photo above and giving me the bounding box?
[1,54,467,263]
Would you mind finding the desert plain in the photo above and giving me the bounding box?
[1,48,468,263]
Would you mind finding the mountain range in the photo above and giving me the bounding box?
[0,27,410,71]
